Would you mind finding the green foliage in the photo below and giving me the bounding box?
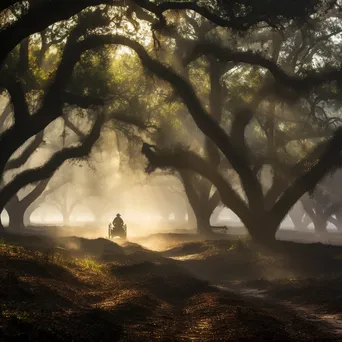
[73,256,105,273]
[230,237,253,251]
[1,307,31,323]
[9,245,24,255]
[218,0,327,29]
[69,48,116,98]
[0,240,25,256]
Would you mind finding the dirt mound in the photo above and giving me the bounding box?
[110,261,211,303]
[135,233,201,251]
[57,237,123,259]
[0,232,55,251]
[249,276,342,315]
[111,261,157,276]
[110,260,192,281]
[120,241,161,258]
[162,241,210,257]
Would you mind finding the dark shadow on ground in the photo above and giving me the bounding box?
[2,231,342,340]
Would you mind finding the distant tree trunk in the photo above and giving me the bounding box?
[334,211,342,231]
[90,207,108,223]
[300,191,342,234]
[24,206,35,226]
[61,207,71,226]
[311,216,328,233]
[159,207,171,222]
[195,210,213,236]
[24,201,42,226]
[180,171,220,236]
[59,201,79,226]
[0,113,104,222]
[300,195,328,233]
[168,57,224,236]
[142,137,342,244]
[6,195,25,231]
[140,39,342,245]
[186,202,197,229]
[172,202,187,222]
[289,202,311,231]
[210,206,224,225]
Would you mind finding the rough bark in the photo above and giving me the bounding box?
[246,216,279,245]
[4,178,51,230]
[179,171,216,235]
[6,198,25,230]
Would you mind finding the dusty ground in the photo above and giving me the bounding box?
[1,231,342,341]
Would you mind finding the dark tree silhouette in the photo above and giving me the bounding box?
[1,0,341,239]
[0,0,331,65]
[5,178,50,230]
[299,173,342,232]
[0,15,108,229]
[37,31,342,243]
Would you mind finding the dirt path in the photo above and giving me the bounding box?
[215,283,342,340]
[148,234,342,340]
[2,233,342,341]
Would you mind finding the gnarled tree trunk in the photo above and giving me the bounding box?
[180,171,220,236]
[6,196,25,231]
[5,178,51,230]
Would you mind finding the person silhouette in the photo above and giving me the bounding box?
[113,213,124,228]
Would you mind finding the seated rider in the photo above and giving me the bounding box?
[113,213,124,229]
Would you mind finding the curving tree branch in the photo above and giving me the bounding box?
[179,170,202,218]
[64,116,86,139]
[62,92,104,108]
[20,177,51,208]
[184,42,342,92]
[1,90,102,173]
[0,0,327,67]
[71,34,264,209]
[0,0,20,11]
[0,102,12,130]
[271,128,342,225]
[0,78,30,123]
[134,0,326,31]
[0,27,105,176]
[0,111,104,211]
[0,0,122,65]
[141,143,250,222]
[208,190,221,211]
[5,131,44,171]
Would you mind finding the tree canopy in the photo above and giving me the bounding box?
[1,0,342,242]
